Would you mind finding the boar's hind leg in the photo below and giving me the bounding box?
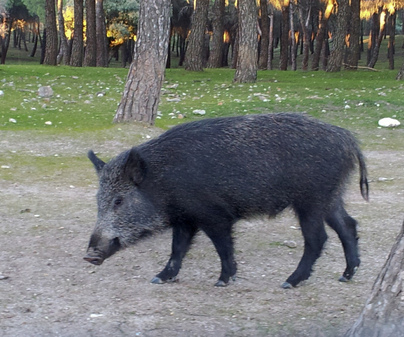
[325,202,360,282]
[151,224,198,284]
[282,208,328,289]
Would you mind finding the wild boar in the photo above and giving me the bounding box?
[84,113,368,288]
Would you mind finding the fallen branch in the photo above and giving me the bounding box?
[343,63,379,71]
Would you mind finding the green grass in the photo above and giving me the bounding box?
[0,65,128,132]
[161,68,403,130]
[1,35,403,134]
[1,64,403,138]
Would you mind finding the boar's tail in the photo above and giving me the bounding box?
[357,150,369,201]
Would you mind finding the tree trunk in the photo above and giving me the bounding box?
[279,0,289,70]
[0,18,12,64]
[113,0,170,125]
[368,9,387,68]
[396,62,404,80]
[184,0,209,71]
[207,0,225,68]
[267,12,274,70]
[298,5,310,71]
[96,0,108,67]
[345,220,404,336]
[84,0,96,67]
[387,12,396,70]
[327,0,349,72]
[70,0,84,67]
[289,1,297,71]
[57,0,70,65]
[234,0,258,83]
[43,0,58,65]
[367,12,379,66]
[311,0,334,70]
[29,17,40,57]
[345,0,360,69]
[258,0,269,69]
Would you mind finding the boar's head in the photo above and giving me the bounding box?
[84,149,165,266]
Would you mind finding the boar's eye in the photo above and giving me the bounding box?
[114,197,123,207]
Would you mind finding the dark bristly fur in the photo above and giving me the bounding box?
[84,113,368,288]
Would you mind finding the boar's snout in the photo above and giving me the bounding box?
[84,234,122,266]
[83,255,104,265]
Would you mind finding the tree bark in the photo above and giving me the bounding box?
[368,9,387,68]
[327,0,349,72]
[279,0,289,70]
[96,0,108,67]
[113,0,170,125]
[367,11,379,66]
[258,0,269,69]
[396,62,404,80]
[0,18,12,64]
[234,0,258,83]
[70,0,84,67]
[43,0,58,65]
[207,0,225,68]
[344,0,360,69]
[345,220,404,336]
[184,0,209,71]
[387,12,396,70]
[289,1,297,71]
[311,0,334,70]
[298,4,310,71]
[84,0,96,67]
[29,17,40,58]
[56,0,70,65]
[267,11,274,70]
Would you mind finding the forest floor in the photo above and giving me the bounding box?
[0,122,403,337]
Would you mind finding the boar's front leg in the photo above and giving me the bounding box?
[207,232,237,287]
[198,215,237,287]
[151,223,198,284]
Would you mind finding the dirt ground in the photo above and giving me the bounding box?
[0,123,403,337]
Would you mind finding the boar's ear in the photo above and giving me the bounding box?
[123,148,147,185]
[88,150,106,174]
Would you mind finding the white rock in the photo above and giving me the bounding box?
[378,118,400,128]
[45,121,52,125]
[193,109,206,115]
[0,90,4,96]
[283,240,297,248]
[166,97,181,102]
[38,86,53,98]
[9,118,17,123]
[90,314,104,318]
[378,177,394,182]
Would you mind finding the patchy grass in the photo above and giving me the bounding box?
[0,65,127,132]
[1,64,402,149]
[160,68,404,132]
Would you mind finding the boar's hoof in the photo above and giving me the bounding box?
[281,282,293,289]
[339,266,359,282]
[215,280,228,287]
[83,256,104,266]
[151,276,165,284]
[215,275,236,287]
[150,276,177,284]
